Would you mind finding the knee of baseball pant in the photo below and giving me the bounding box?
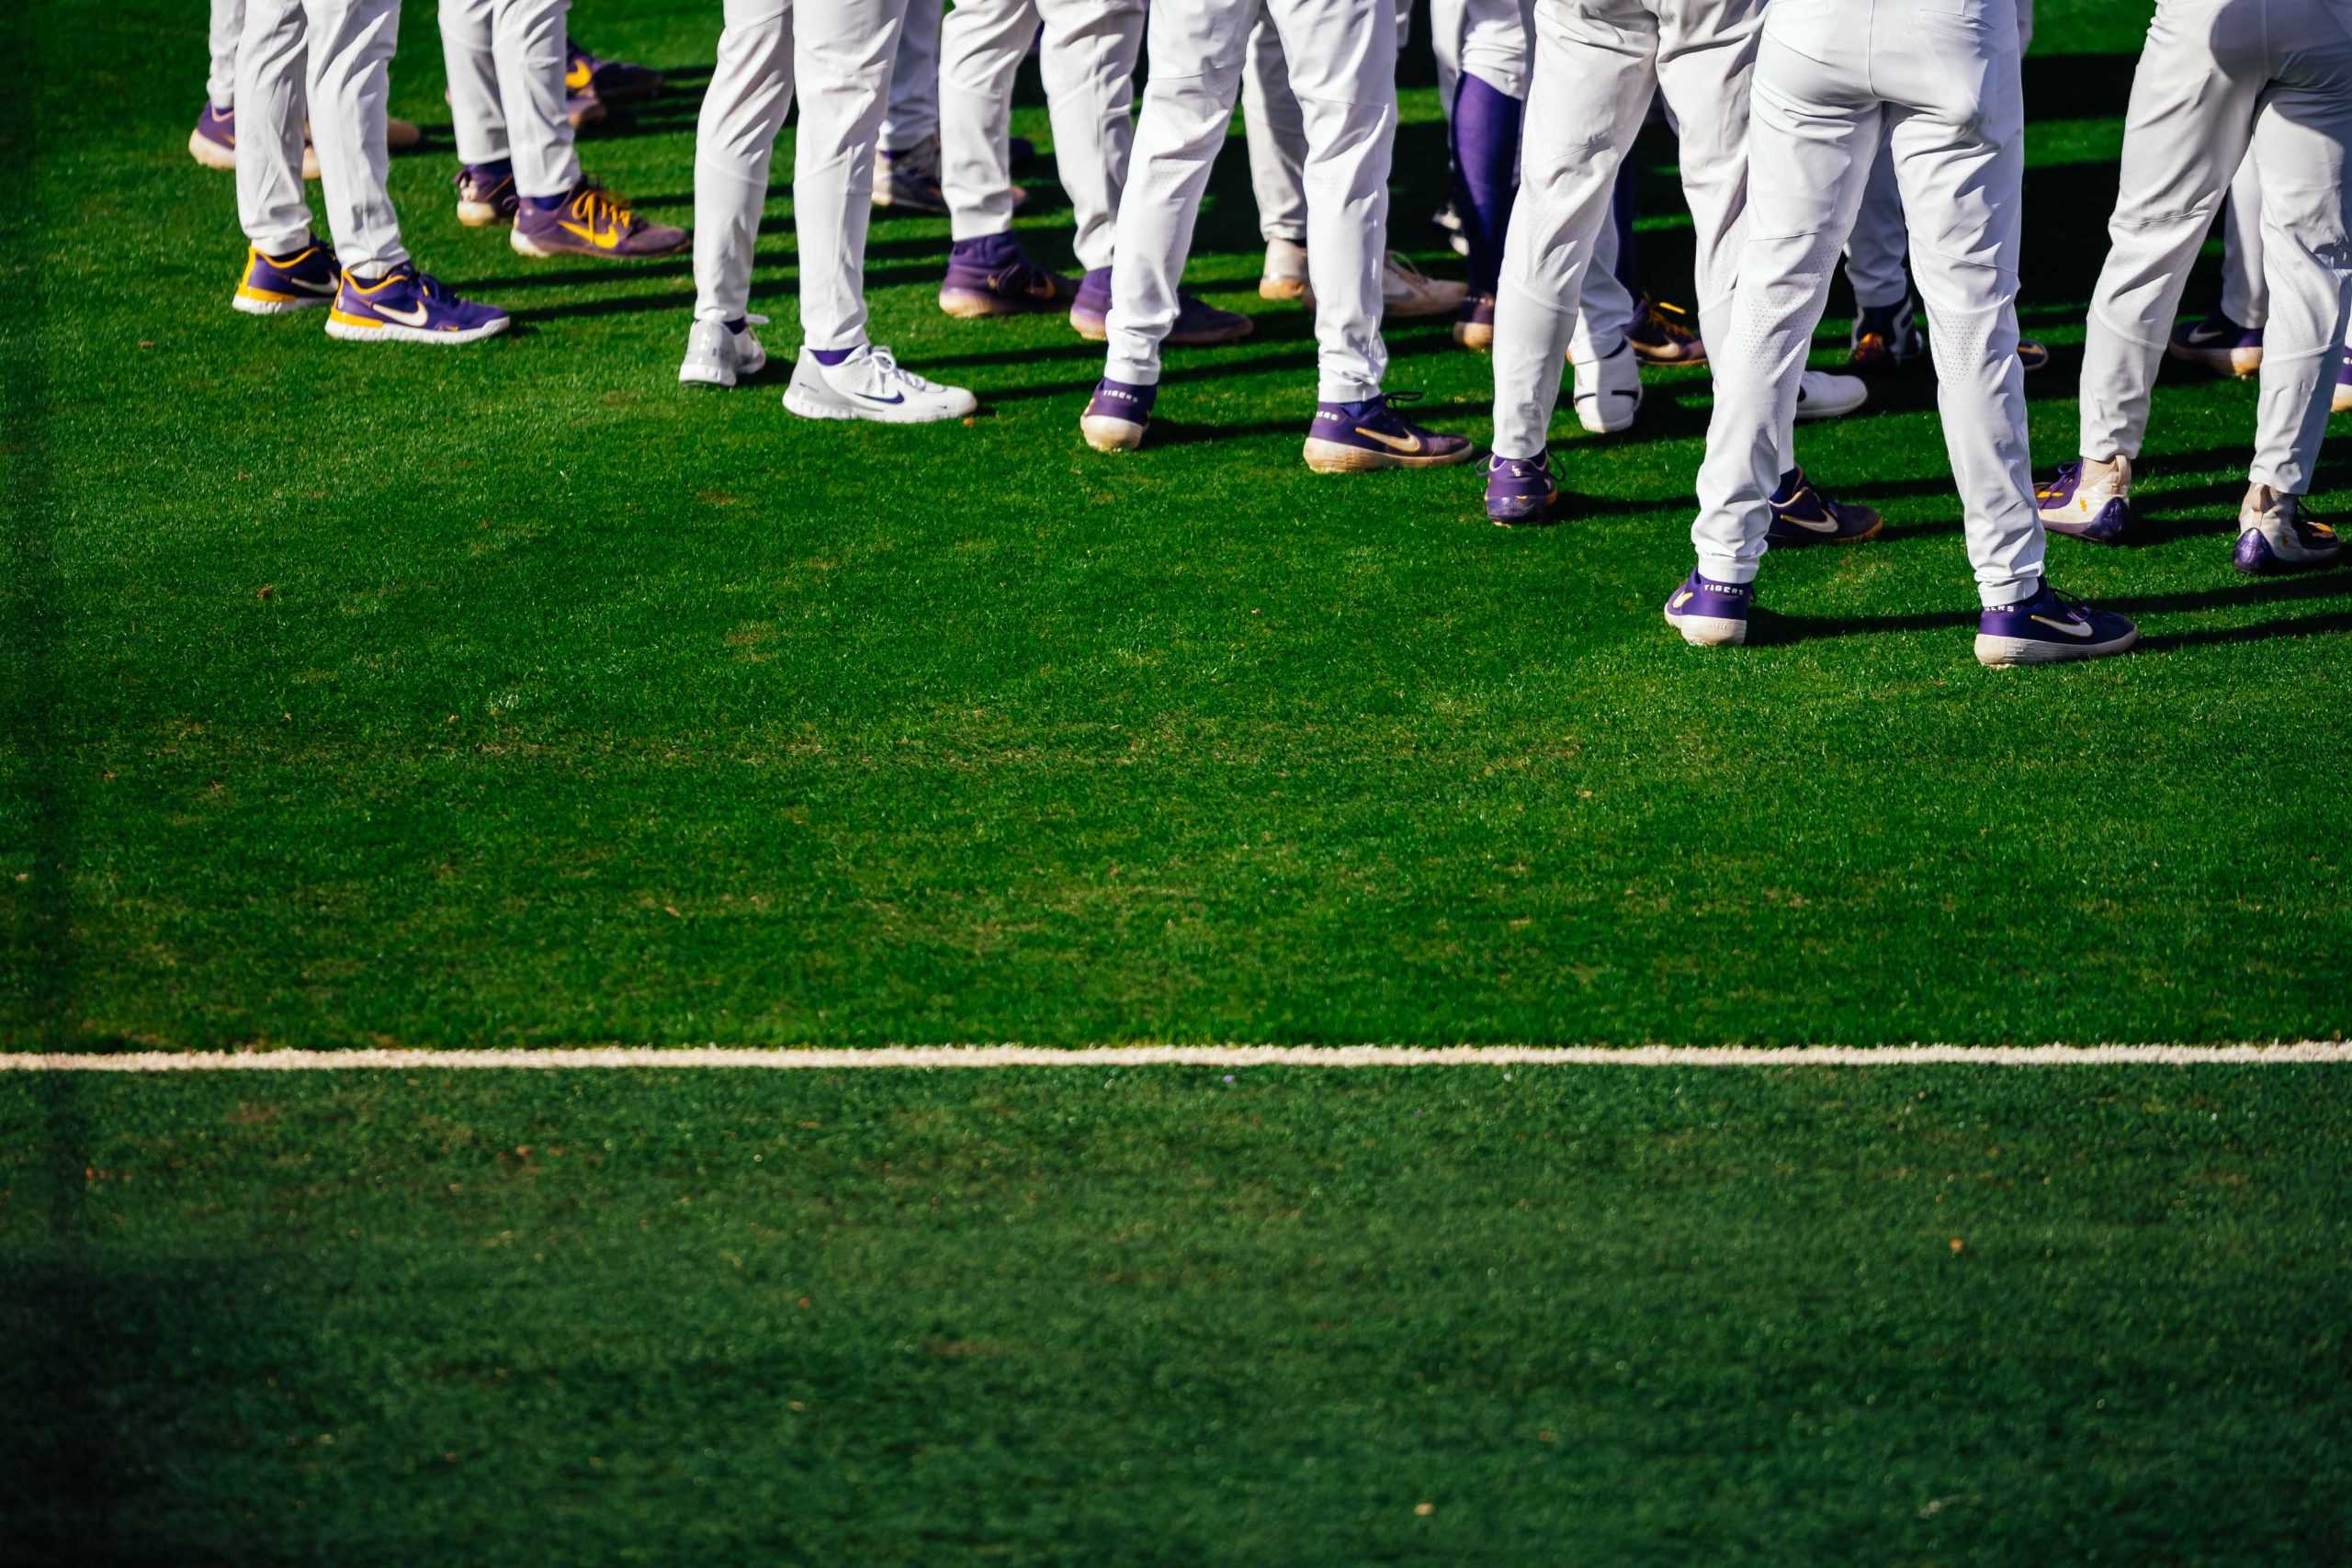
[1140,69,1247,143]
[2256,183,2352,265]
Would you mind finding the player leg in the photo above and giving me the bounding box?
[784,0,978,421]
[498,0,686,258]
[2049,6,2259,542]
[937,0,1064,317]
[194,0,249,168]
[1841,129,1928,370]
[2232,42,2352,573]
[231,0,341,314]
[440,0,519,226]
[1565,206,1645,436]
[1487,0,1657,519]
[874,0,948,211]
[2169,152,2270,377]
[1243,13,1316,298]
[683,0,795,386]
[1447,0,1530,350]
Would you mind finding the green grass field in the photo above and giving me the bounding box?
[6,0,2350,1559]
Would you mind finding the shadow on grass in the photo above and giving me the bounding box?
[1749,564,2352,647]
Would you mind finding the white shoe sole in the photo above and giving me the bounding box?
[1259,276,1309,303]
[189,130,237,172]
[1974,626,2140,667]
[1080,414,1146,452]
[232,292,332,316]
[1793,380,1869,422]
[783,387,976,424]
[1665,611,1747,648]
[2335,384,2352,415]
[1577,396,1639,434]
[323,315,511,345]
[680,359,737,389]
[457,199,509,228]
[2168,344,2263,379]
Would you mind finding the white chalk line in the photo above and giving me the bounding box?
[1,1043,2348,1071]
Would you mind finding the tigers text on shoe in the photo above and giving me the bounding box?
[679,314,770,389]
[232,237,341,315]
[1080,378,1156,451]
[1974,584,2139,667]
[1484,451,1559,525]
[2233,487,2342,575]
[2167,310,2264,378]
[2034,457,2134,543]
[1302,392,1476,474]
[783,344,976,424]
[1662,570,1753,647]
[324,265,509,344]
[1571,340,1642,434]
[511,183,689,259]
[1766,468,1882,546]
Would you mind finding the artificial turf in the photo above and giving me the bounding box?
[6,0,2352,1559]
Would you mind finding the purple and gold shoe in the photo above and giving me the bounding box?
[2168,309,2264,378]
[1663,570,1753,648]
[511,182,688,259]
[325,265,509,344]
[2034,457,2134,543]
[1485,450,1558,526]
[1766,467,1882,546]
[455,164,520,227]
[2335,355,2352,414]
[1974,582,2138,667]
[2233,488,2341,575]
[567,90,607,131]
[938,234,1074,319]
[2017,338,2051,374]
[232,234,341,315]
[1080,378,1156,452]
[1069,269,1252,346]
[1302,391,1476,474]
[190,102,237,171]
[1630,295,1705,366]
[1849,299,1925,374]
[1452,294,1497,352]
[567,43,662,106]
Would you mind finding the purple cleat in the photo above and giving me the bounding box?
[938,234,1074,319]
[1453,293,1497,351]
[232,233,341,315]
[2035,457,2134,543]
[2335,355,2352,414]
[1068,268,1252,345]
[1302,391,1476,474]
[1766,467,1882,546]
[455,163,520,227]
[510,182,688,259]
[325,265,509,344]
[1484,450,1558,526]
[567,43,662,106]
[190,102,238,171]
[1974,582,2138,667]
[2168,309,2264,378]
[1080,378,1157,452]
[1663,570,1754,648]
[2233,487,2341,575]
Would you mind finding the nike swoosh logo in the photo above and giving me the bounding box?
[853,390,905,405]
[1669,591,1693,610]
[286,275,337,294]
[373,300,433,327]
[2029,614,2096,638]
[2182,325,2236,346]
[1354,426,1423,454]
[1778,507,1839,534]
[558,220,622,251]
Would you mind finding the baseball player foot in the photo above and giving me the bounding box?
[566,44,661,106]
[1849,299,1926,374]
[2035,457,2134,544]
[1629,295,1705,366]
[1663,570,1753,648]
[510,182,688,259]
[1767,467,1882,546]
[324,265,509,344]
[1069,270,1250,345]
[454,164,520,227]
[190,102,237,170]
[1259,239,1310,302]
[1452,295,1497,352]
[1431,201,1469,257]
[1974,583,2139,667]
[1302,392,1476,474]
[1571,340,1642,434]
[784,344,975,424]
[939,236,1074,319]
[1257,246,1467,319]
[1485,450,1559,525]
[567,90,606,130]
[1792,370,1869,422]
[2017,338,2051,374]
[2167,309,2264,378]
[232,235,341,315]
[2335,355,2352,414]
[679,313,769,389]
[873,135,948,213]
[2233,486,2341,575]
[1080,378,1156,451]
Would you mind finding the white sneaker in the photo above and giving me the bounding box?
[1792,369,1868,422]
[678,313,768,389]
[782,343,977,424]
[1571,339,1643,434]
[1259,238,1309,302]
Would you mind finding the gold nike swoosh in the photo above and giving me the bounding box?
[1354,425,1423,454]
[565,63,594,91]
[374,300,433,327]
[558,220,622,251]
[1669,591,1693,610]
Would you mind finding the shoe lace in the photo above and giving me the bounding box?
[570,181,639,231]
[1363,389,1425,428]
[1384,251,1431,284]
[865,344,938,393]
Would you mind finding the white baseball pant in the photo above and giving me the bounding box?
[2217,153,2352,368]
[1105,0,1399,401]
[1242,0,1416,246]
[1691,0,2041,606]
[939,0,1145,271]
[691,0,909,349]
[880,0,942,150]
[1840,0,2030,311]
[2078,0,2352,495]
[236,0,410,276]
[209,0,250,107]
[439,0,582,201]
[1490,0,1762,461]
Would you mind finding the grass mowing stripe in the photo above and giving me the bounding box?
[6,1042,2352,1069]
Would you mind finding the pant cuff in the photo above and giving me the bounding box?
[1978,572,2041,609]
[1103,354,1161,388]
[1696,553,1758,585]
[1317,377,1382,403]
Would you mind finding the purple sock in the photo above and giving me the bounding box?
[948,231,1023,267]
[811,345,861,367]
[1451,74,1524,298]
[524,192,565,213]
[473,157,514,180]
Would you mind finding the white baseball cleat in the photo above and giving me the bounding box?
[783,344,976,424]
[679,314,769,389]
[1571,339,1643,434]
[1793,369,1869,422]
